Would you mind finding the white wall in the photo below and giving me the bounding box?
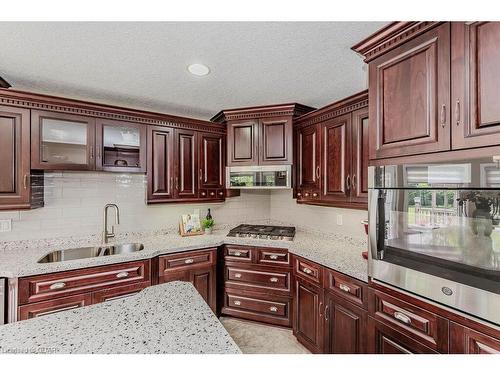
[0,172,271,242]
[270,190,367,240]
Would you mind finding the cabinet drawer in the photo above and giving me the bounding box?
[18,260,150,305]
[293,256,322,284]
[18,293,92,321]
[158,248,216,274]
[92,281,151,304]
[256,248,290,267]
[323,268,367,308]
[224,245,253,263]
[222,288,292,327]
[226,266,290,292]
[369,289,449,353]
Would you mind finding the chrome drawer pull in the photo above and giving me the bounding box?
[116,271,129,279]
[269,277,279,283]
[302,267,313,275]
[184,259,194,264]
[269,254,279,260]
[338,283,351,293]
[393,311,412,325]
[49,282,66,290]
[233,251,242,257]
[234,273,242,278]
[233,300,241,306]
[269,306,278,312]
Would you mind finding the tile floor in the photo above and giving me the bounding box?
[220,317,310,354]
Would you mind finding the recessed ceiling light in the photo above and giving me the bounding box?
[187,63,210,76]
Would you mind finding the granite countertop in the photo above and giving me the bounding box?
[0,282,241,354]
[0,226,368,282]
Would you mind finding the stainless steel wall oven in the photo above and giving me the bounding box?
[369,157,500,325]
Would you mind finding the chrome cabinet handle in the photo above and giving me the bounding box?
[319,302,323,317]
[338,283,351,293]
[324,305,329,321]
[440,104,447,128]
[175,177,179,190]
[199,168,203,181]
[455,99,460,126]
[116,271,129,279]
[209,191,215,197]
[184,258,194,264]
[233,300,241,306]
[312,192,318,198]
[352,174,357,190]
[346,175,351,191]
[304,192,310,197]
[303,267,313,275]
[218,191,224,196]
[233,251,242,257]
[170,177,173,193]
[23,174,28,189]
[269,277,279,283]
[393,311,412,325]
[234,273,242,278]
[49,282,66,290]
[269,254,279,260]
[269,306,278,312]
[316,166,320,179]
[200,191,206,196]
[90,148,94,159]
[297,192,302,197]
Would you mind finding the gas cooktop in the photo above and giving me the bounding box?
[227,224,296,241]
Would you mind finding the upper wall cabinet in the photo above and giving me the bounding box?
[353,21,500,161]
[211,103,315,166]
[294,91,369,209]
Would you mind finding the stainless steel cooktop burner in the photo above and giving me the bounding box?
[227,224,296,241]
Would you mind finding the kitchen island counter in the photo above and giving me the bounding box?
[0,282,241,354]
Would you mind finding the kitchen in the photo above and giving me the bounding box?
[0,2,499,371]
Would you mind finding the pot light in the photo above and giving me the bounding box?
[187,63,210,76]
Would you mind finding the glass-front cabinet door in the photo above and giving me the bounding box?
[31,110,96,170]
[95,119,146,172]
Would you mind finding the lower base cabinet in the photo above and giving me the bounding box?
[18,293,93,321]
[450,323,500,354]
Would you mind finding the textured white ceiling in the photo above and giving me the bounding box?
[0,22,385,120]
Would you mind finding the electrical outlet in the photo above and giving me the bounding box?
[336,214,343,226]
[0,219,12,232]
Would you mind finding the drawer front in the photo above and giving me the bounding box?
[256,248,290,267]
[370,289,449,353]
[18,293,93,321]
[293,256,322,284]
[224,245,253,263]
[323,268,367,308]
[227,293,287,317]
[158,248,216,273]
[19,260,150,305]
[226,266,290,292]
[92,281,151,304]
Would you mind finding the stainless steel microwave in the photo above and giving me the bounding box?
[226,165,292,189]
[368,157,500,326]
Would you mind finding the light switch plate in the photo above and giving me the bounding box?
[0,219,12,232]
[336,214,343,226]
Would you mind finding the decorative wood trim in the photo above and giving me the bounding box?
[351,22,442,62]
[0,76,11,88]
[294,90,368,129]
[211,103,315,123]
[0,88,225,134]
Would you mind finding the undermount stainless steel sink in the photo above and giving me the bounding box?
[38,243,145,263]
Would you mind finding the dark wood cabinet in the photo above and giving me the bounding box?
[452,22,500,150]
[293,276,324,353]
[450,322,500,354]
[18,293,93,321]
[324,291,367,354]
[147,126,175,202]
[31,110,96,170]
[367,23,451,159]
[92,282,151,304]
[0,105,39,210]
[294,91,369,208]
[198,132,224,190]
[95,118,146,172]
[212,103,314,167]
[174,129,198,199]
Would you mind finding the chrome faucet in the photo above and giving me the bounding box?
[103,204,120,244]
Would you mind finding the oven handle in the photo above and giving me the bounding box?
[369,189,385,260]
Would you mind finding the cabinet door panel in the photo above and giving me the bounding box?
[351,108,369,205]
[452,22,500,149]
[199,132,224,189]
[369,23,450,159]
[293,278,324,353]
[227,120,258,165]
[0,106,30,208]
[175,129,197,198]
[190,267,216,312]
[321,114,350,203]
[450,322,500,354]
[297,124,320,191]
[259,117,291,164]
[147,126,174,201]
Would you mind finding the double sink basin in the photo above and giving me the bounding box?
[38,243,145,263]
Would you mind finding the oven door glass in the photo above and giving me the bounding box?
[376,188,500,294]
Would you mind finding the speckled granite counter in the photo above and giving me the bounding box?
[0,227,367,281]
[0,282,241,354]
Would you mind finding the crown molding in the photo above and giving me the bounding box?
[294,90,368,128]
[0,89,226,134]
[351,21,442,63]
[211,102,315,123]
